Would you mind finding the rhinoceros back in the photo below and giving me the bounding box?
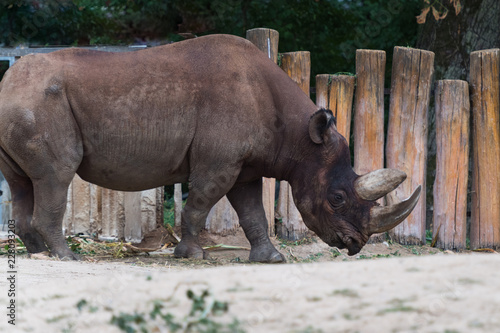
[38,35,279,191]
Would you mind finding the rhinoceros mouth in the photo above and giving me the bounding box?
[345,240,363,256]
[333,232,366,256]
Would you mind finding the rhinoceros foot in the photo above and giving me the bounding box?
[51,247,80,261]
[22,234,49,254]
[249,244,286,263]
[174,239,208,260]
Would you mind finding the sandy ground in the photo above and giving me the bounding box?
[1,246,499,333]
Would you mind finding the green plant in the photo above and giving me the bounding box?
[0,237,27,255]
[109,289,245,333]
[331,288,359,298]
[278,237,316,248]
[65,235,100,255]
[377,304,419,315]
[426,229,433,245]
[391,250,401,257]
[330,248,341,258]
[66,236,82,253]
[410,247,421,256]
[356,254,371,260]
[76,298,99,313]
[163,197,175,227]
[164,197,186,227]
[372,253,391,258]
[304,252,323,262]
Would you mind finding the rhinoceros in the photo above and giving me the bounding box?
[0,34,420,262]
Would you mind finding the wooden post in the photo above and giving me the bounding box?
[352,50,385,242]
[62,174,100,236]
[276,51,311,240]
[315,74,355,143]
[140,189,159,233]
[155,187,164,227]
[353,50,385,176]
[386,46,434,245]
[205,196,239,235]
[174,183,182,227]
[63,176,161,242]
[433,80,470,250]
[246,28,279,64]
[246,28,280,237]
[470,49,500,250]
[99,188,124,241]
[124,192,142,243]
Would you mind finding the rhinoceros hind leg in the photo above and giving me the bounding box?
[227,180,286,264]
[0,157,48,253]
[31,176,79,260]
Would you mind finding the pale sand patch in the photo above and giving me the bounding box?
[1,254,499,333]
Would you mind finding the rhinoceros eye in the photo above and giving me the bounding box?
[328,191,346,207]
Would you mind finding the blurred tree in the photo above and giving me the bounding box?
[416,0,500,81]
[0,0,421,78]
[415,1,500,229]
[172,0,421,79]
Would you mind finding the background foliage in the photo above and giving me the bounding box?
[0,0,421,79]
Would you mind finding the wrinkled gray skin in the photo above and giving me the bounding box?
[0,35,419,262]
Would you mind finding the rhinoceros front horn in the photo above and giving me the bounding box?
[367,185,422,234]
[354,169,421,235]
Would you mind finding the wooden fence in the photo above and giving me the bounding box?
[1,29,499,251]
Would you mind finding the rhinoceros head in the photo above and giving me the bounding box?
[290,109,421,255]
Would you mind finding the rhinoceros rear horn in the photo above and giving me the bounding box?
[367,185,422,235]
[309,109,336,144]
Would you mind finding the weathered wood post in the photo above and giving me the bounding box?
[315,74,355,143]
[124,192,142,243]
[352,50,385,242]
[205,195,239,235]
[276,51,311,240]
[386,46,434,245]
[353,50,385,176]
[470,49,500,250]
[246,27,279,236]
[156,187,164,227]
[174,183,182,227]
[99,188,124,241]
[433,80,470,250]
[63,178,162,242]
[246,28,279,63]
[63,175,100,236]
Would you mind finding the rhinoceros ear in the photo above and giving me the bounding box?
[309,109,336,144]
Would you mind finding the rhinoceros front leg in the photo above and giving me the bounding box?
[174,205,211,260]
[227,179,285,263]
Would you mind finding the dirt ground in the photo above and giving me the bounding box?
[1,230,500,333]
